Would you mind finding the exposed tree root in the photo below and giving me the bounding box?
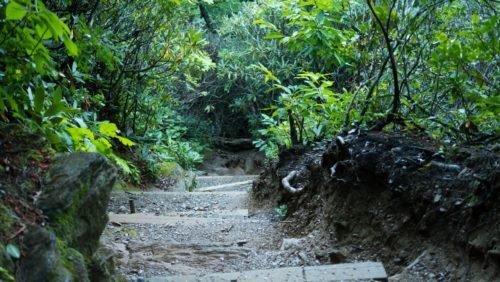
[281,170,304,194]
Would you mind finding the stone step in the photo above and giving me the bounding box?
[163,209,250,218]
[196,175,258,188]
[196,180,253,192]
[145,262,388,282]
[108,212,266,225]
[109,191,248,213]
[106,216,279,249]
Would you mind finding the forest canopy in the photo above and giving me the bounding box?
[0,0,498,179]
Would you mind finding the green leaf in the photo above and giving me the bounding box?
[40,10,70,36]
[253,19,278,31]
[6,244,21,259]
[45,87,65,117]
[113,155,131,174]
[116,136,135,147]
[93,137,112,154]
[264,32,284,40]
[6,1,27,20]
[34,87,45,113]
[63,36,78,57]
[67,127,94,146]
[472,14,479,24]
[98,121,119,137]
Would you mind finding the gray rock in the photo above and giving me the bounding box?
[17,225,89,282]
[280,238,302,251]
[118,205,128,213]
[89,245,124,282]
[38,152,116,256]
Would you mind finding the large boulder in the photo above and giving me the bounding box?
[37,152,116,257]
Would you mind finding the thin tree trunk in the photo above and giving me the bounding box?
[288,110,299,145]
[199,4,217,35]
[367,0,401,130]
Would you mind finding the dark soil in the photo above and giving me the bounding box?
[252,131,500,281]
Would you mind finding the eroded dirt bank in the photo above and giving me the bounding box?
[252,131,499,281]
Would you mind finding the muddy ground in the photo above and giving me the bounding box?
[252,131,500,281]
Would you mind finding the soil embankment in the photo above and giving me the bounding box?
[252,131,500,281]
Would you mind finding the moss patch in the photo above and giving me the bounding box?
[49,184,90,246]
[54,239,89,281]
[157,162,184,178]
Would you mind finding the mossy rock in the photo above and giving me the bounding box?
[89,245,127,282]
[37,152,116,257]
[157,162,184,179]
[17,225,89,282]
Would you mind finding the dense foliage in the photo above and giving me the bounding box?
[1,0,498,175]
[1,0,211,181]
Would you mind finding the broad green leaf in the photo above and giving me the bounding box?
[114,155,131,174]
[94,138,112,153]
[6,1,27,20]
[67,127,94,146]
[116,136,135,147]
[63,36,78,57]
[99,122,119,137]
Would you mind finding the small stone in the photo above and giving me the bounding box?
[280,238,302,251]
[433,194,442,203]
[236,240,248,247]
[298,251,308,262]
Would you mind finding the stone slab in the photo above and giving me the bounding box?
[197,180,253,192]
[146,266,305,282]
[108,213,267,225]
[109,191,249,212]
[146,262,387,282]
[305,262,387,281]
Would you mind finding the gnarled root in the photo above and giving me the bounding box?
[282,170,304,194]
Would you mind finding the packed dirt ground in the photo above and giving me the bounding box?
[252,130,500,281]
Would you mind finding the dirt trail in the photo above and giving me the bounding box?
[101,150,388,281]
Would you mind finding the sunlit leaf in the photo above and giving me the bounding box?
[6,1,27,20]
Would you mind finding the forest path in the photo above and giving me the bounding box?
[101,173,387,281]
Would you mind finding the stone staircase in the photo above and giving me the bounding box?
[102,175,387,281]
